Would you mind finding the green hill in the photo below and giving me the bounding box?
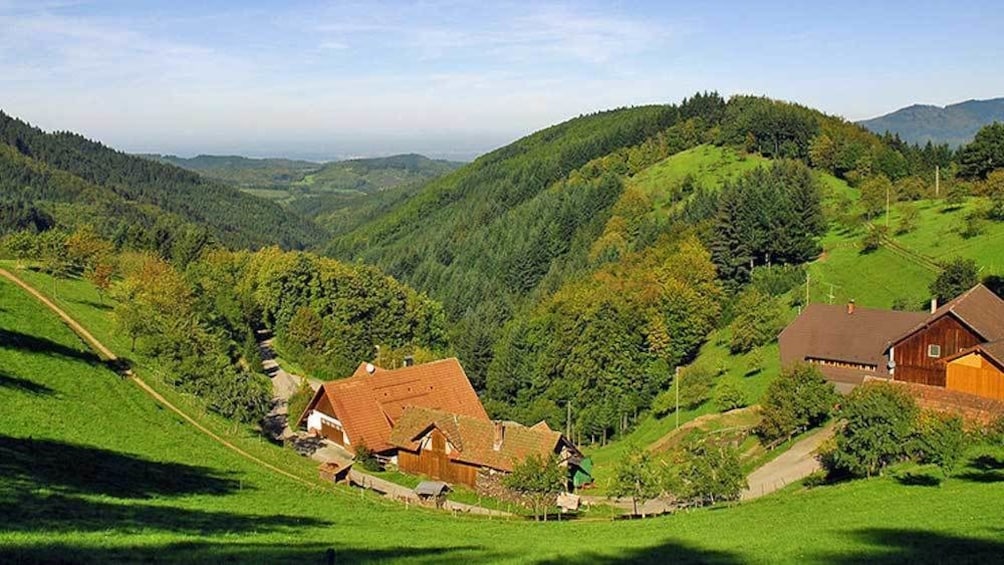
[859,97,1004,148]
[2,269,1003,563]
[0,111,326,250]
[296,153,462,194]
[141,154,322,190]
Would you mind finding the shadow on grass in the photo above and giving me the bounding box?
[0,328,102,365]
[0,435,241,498]
[0,540,496,564]
[535,535,740,564]
[893,471,942,487]
[0,490,331,536]
[955,453,1004,484]
[817,528,1004,564]
[71,297,113,311]
[0,370,54,395]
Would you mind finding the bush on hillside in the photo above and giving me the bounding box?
[715,382,748,412]
[756,363,837,443]
[728,288,786,354]
[930,258,980,303]
[826,382,918,478]
[911,411,970,477]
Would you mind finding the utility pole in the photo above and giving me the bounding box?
[886,183,891,228]
[805,272,810,305]
[674,366,681,430]
[566,401,571,438]
[936,165,940,197]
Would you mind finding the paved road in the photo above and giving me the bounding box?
[740,423,836,501]
[256,330,323,440]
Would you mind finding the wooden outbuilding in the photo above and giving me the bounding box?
[944,341,1004,401]
[888,285,1004,387]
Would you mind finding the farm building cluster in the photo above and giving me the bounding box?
[297,358,592,492]
[780,284,1004,403]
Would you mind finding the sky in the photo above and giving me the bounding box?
[2,0,1003,161]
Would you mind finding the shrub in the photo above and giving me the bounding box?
[354,445,382,472]
[756,363,837,443]
[895,203,920,234]
[911,411,969,477]
[931,258,980,303]
[859,225,885,253]
[828,382,918,477]
[728,288,786,353]
[715,382,748,412]
[287,377,315,426]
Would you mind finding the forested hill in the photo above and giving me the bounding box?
[322,93,952,430]
[140,154,321,190]
[302,154,463,194]
[859,97,1004,147]
[0,111,327,250]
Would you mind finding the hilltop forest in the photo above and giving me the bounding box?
[6,92,1004,442]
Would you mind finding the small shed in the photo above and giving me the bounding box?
[414,481,451,508]
[945,342,1004,401]
[572,456,594,489]
[318,461,352,484]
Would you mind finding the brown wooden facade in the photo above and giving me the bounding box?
[893,315,982,387]
[396,429,479,487]
[312,393,348,445]
[946,352,1004,401]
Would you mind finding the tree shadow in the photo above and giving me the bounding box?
[893,471,943,487]
[0,370,54,395]
[0,328,102,365]
[0,490,330,536]
[534,536,741,564]
[816,528,1004,564]
[955,453,1004,483]
[71,297,113,311]
[0,540,497,565]
[0,435,241,498]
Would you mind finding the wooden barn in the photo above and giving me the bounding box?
[296,358,489,453]
[778,284,1004,401]
[388,406,586,490]
[944,341,1004,401]
[889,285,1004,387]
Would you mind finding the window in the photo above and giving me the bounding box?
[927,344,941,358]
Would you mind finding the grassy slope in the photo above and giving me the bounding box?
[2,268,1004,563]
[809,198,1004,310]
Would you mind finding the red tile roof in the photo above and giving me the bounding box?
[298,358,489,452]
[388,406,579,473]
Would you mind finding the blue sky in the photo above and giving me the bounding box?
[2,1,1002,160]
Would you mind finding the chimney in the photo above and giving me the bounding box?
[365,362,376,375]
[930,298,938,314]
[403,355,414,367]
[847,300,855,315]
[492,421,505,451]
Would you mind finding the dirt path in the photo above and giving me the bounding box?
[740,424,836,501]
[0,267,318,490]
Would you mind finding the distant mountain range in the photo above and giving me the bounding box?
[858,97,1004,147]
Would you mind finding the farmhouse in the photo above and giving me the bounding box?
[779,301,927,392]
[388,406,587,490]
[779,284,1004,400]
[297,358,489,453]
